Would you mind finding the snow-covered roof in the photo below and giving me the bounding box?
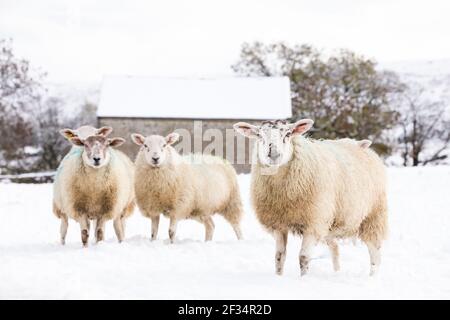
[97,76,292,120]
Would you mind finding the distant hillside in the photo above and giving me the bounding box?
[380,59,450,108]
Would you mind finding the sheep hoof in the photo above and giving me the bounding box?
[299,255,309,276]
[60,239,65,245]
[276,269,283,276]
[300,266,309,276]
[81,230,89,247]
[169,230,175,243]
[369,264,378,276]
[96,230,104,243]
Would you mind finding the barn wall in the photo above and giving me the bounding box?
[98,117,261,173]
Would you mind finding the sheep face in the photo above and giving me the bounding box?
[131,132,180,167]
[69,135,125,168]
[234,119,314,167]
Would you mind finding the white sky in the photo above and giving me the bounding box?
[1,0,450,83]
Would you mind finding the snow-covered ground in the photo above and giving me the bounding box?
[1,167,450,299]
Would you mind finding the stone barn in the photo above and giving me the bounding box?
[97,76,292,173]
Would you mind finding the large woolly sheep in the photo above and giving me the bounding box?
[131,132,243,243]
[234,119,388,276]
[53,134,135,246]
[53,125,114,241]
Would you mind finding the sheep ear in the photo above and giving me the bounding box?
[290,119,314,135]
[166,132,180,145]
[60,128,77,140]
[131,133,145,146]
[233,122,259,139]
[108,137,125,148]
[70,137,84,146]
[96,126,113,137]
[358,139,372,148]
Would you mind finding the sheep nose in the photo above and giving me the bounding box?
[268,144,280,160]
[269,152,280,160]
[93,157,100,163]
[152,157,160,163]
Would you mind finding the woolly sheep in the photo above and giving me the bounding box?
[131,132,243,243]
[53,133,135,246]
[234,119,387,276]
[53,126,114,241]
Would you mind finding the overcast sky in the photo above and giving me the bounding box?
[1,0,450,83]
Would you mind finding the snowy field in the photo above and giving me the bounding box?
[0,167,449,299]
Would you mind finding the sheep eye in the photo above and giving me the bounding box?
[144,144,148,148]
[163,143,167,147]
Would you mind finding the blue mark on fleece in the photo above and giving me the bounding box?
[55,147,83,180]
[55,147,118,182]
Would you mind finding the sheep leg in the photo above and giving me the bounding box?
[113,218,124,243]
[60,215,68,245]
[299,234,317,276]
[79,216,90,247]
[366,241,381,276]
[274,230,288,275]
[221,197,243,240]
[169,217,178,244]
[120,203,133,237]
[121,218,127,236]
[95,218,106,243]
[203,216,215,242]
[151,215,160,240]
[326,238,340,272]
[232,224,243,240]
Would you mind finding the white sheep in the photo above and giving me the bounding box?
[53,125,114,241]
[131,132,243,243]
[234,119,388,276]
[53,133,135,246]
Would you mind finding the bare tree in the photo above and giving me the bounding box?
[398,85,450,166]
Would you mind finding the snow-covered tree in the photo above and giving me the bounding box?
[0,39,96,175]
[397,84,450,166]
[0,39,45,173]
